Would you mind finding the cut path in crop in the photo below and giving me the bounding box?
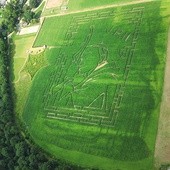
[154,28,170,167]
[46,0,63,9]
[46,0,156,18]
[19,25,40,35]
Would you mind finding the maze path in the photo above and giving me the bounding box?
[43,6,144,128]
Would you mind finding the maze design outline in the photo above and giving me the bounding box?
[42,6,145,128]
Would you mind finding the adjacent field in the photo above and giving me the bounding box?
[67,0,150,11]
[21,1,168,170]
[42,0,156,16]
[13,34,35,81]
[13,34,37,118]
[46,0,63,9]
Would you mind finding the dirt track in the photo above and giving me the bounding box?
[46,0,155,18]
[46,0,63,9]
[19,25,39,35]
[154,28,170,167]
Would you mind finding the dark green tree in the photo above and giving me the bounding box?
[29,0,42,8]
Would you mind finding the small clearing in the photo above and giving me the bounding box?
[154,28,170,167]
[28,46,45,55]
[19,25,40,35]
[46,0,63,9]
[46,0,155,18]
[95,61,108,71]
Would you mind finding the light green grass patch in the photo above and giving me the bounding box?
[13,34,36,116]
[34,1,45,14]
[13,58,26,81]
[22,52,48,79]
[67,0,158,11]
[14,34,35,58]
[15,72,32,117]
[13,34,36,81]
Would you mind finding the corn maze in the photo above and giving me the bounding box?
[22,1,168,168]
[39,7,146,131]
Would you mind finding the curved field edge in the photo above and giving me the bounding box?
[22,2,168,170]
[32,134,153,170]
[154,0,170,166]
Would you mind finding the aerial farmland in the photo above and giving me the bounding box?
[12,0,170,169]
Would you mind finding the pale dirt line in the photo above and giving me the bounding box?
[14,45,46,83]
[94,61,108,71]
[46,0,63,9]
[154,28,170,167]
[14,58,31,84]
[46,0,156,18]
[19,25,40,35]
[33,0,45,12]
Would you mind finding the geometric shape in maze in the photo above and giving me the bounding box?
[45,7,144,128]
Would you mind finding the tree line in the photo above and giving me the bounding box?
[0,1,87,170]
[0,15,85,170]
[1,0,41,30]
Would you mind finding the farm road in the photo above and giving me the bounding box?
[154,28,170,166]
[46,0,156,18]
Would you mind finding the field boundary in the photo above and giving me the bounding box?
[20,1,169,170]
[32,17,45,47]
[154,27,170,167]
[45,0,156,18]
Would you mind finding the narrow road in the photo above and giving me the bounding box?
[154,28,170,167]
[46,0,156,18]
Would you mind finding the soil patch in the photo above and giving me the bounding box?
[46,0,63,9]
[19,25,40,35]
[154,28,170,167]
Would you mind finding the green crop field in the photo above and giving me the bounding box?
[67,0,154,11]
[13,34,35,81]
[22,1,169,170]
[67,0,129,11]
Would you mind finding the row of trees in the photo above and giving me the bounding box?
[2,0,24,33]
[23,5,41,24]
[0,24,83,170]
[1,0,41,30]
[29,0,42,8]
[0,1,85,170]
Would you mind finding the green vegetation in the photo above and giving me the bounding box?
[23,5,41,24]
[13,34,35,81]
[13,58,26,81]
[23,51,48,79]
[34,1,45,14]
[2,0,26,33]
[0,27,65,170]
[42,7,61,17]
[0,9,3,24]
[67,0,158,11]
[29,0,42,8]
[22,1,169,169]
[14,34,35,59]
[34,16,71,46]
[0,0,82,169]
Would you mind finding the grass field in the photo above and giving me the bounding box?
[67,0,151,11]
[13,34,35,81]
[35,1,45,12]
[0,9,3,24]
[42,0,158,16]
[13,34,37,118]
[68,0,123,10]
[21,1,169,170]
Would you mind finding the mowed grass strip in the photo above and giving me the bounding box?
[34,16,71,47]
[67,0,158,11]
[13,34,35,81]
